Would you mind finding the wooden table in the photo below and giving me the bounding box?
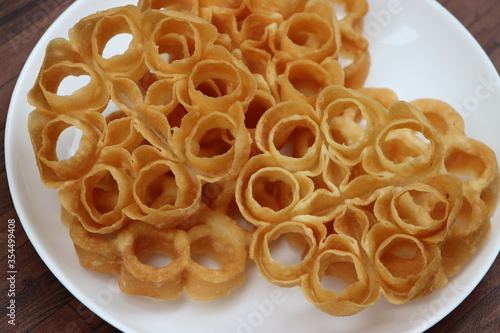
[1,0,498,332]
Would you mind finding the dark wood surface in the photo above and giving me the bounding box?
[0,0,498,332]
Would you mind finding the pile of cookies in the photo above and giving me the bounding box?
[27,0,498,316]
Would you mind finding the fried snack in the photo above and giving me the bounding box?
[250,220,326,287]
[141,9,218,76]
[273,0,341,63]
[330,0,371,88]
[118,206,247,301]
[63,207,123,274]
[318,85,387,166]
[26,0,498,318]
[27,38,110,115]
[276,59,344,105]
[175,45,257,113]
[236,154,303,226]
[410,98,465,137]
[59,148,134,233]
[329,204,378,245]
[138,0,199,14]
[302,234,381,316]
[373,174,463,243]
[446,138,499,214]
[171,103,251,182]
[363,223,447,304]
[440,191,491,276]
[27,110,105,187]
[69,5,148,82]
[124,145,202,229]
[254,100,323,172]
[238,12,282,76]
[362,101,445,179]
[244,0,309,19]
[237,86,497,316]
[358,87,399,108]
[101,113,147,151]
[411,98,499,276]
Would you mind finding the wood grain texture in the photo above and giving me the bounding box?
[0,0,498,332]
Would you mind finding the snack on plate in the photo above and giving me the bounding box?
[27,0,498,317]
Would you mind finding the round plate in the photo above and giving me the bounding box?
[6,1,500,332]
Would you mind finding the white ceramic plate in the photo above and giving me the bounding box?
[6,1,500,332]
